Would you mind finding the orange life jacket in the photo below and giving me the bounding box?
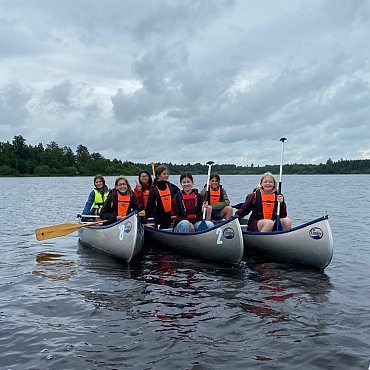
[143,189,149,207]
[254,190,277,220]
[155,183,172,213]
[116,192,131,217]
[209,186,222,204]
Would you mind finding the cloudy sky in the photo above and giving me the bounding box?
[1,0,369,166]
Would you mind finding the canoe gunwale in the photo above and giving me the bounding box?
[78,211,139,229]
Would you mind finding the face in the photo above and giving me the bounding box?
[157,169,169,181]
[94,178,104,189]
[116,180,128,193]
[261,175,275,193]
[210,177,219,189]
[181,177,193,193]
[140,173,149,183]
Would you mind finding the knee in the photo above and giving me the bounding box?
[175,220,191,233]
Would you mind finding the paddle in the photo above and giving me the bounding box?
[273,137,287,231]
[197,161,215,231]
[150,162,155,179]
[35,220,106,241]
[232,203,244,210]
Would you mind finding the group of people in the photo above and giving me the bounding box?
[82,166,291,233]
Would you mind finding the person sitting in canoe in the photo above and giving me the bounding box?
[172,173,214,233]
[235,172,291,232]
[100,176,139,225]
[144,165,180,229]
[134,170,153,210]
[200,172,233,221]
[81,174,109,219]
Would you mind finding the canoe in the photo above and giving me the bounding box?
[144,216,244,265]
[78,211,144,262]
[240,215,333,269]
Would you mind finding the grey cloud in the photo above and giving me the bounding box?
[0,83,31,126]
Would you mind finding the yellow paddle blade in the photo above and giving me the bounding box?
[35,220,106,241]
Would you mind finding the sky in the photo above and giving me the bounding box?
[1,0,369,166]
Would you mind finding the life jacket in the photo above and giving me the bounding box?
[93,189,109,209]
[153,183,173,213]
[177,190,199,221]
[207,185,223,204]
[253,189,277,220]
[111,190,132,217]
[142,189,149,207]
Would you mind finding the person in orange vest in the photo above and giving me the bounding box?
[235,172,291,232]
[134,170,153,210]
[200,173,233,221]
[171,173,213,233]
[144,165,180,229]
[100,176,139,225]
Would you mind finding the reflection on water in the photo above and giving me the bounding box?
[2,175,369,369]
[33,252,77,281]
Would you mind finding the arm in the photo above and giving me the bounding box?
[82,190,95,215]
[171,194,187,224]
[144,188,156,218]
[278,194,288,218]
[134,186,144,205]
[100,193,118,224]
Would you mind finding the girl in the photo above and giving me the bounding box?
[236,172,291,232]
[200,173,233,220]
[81,174,109,216]
[144,165,180,229]
[134,170,153,210]
[172,173,213,233]
[100,176,139,225]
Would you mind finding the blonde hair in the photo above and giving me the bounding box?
[115,176,133,195]
[256,172,278,192]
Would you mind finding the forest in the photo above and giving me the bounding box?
[1,135,369,176]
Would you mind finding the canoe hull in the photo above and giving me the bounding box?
[145,216,244,265]
[78,212,144,262]
[241,215,333,269]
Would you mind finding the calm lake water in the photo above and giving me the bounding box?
[1,175,369,369]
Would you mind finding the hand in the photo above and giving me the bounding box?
[277,194,284,203]
[190,224,195,232]
[135,181,142,191]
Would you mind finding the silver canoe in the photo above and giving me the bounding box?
[78,211,144,262]
[240,215,334,269]
[144,216,244,265]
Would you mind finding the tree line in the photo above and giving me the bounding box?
[0,135,369,177]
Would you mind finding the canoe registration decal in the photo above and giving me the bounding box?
[119,221,132,241]
[223,227,235,240]
[309,227,323,240]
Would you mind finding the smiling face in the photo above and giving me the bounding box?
[210,177,219,190]
[180,176,193,194]
[260,174,276,194]
[94,178,104,190]
[116,180,128,194]
[157,169,169,181]
[140,173,149,184]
